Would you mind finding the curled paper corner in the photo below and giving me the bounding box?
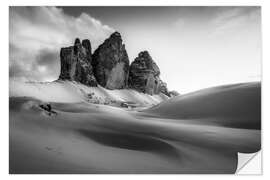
[236,150,262,175]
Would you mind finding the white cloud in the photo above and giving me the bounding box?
[9,6,114,82]
[210,7,261,37]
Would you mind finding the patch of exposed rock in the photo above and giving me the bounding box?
[169,90,180,97]
[58,32,177,97]
[128,51,169,95]
[59,38,97,86]
[92,32,130,89]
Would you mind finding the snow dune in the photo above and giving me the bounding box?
[146,82,261,129]
[9,81,261,173]
[9,80,168,106]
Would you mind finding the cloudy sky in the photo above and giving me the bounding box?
[9,6,261,93]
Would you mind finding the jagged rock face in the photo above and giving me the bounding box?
[58,33,173,95]
[128,51,168,95]
[92,32,130,89]
[169,90,180,97]
[159,80,170,96]
[59,38,97,86]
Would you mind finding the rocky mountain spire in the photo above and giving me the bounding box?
[92,32,130,89]
[58,32,173,96]
[128,51,169,95]
[58,38,97,86]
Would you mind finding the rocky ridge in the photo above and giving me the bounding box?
[59,32,176,96]
[59,38,97,86]
[128,51,169,95]
[92,32,129,89]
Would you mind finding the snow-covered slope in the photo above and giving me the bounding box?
[9,80,169,107]
[146,82,261,129]
[9,81,261,173]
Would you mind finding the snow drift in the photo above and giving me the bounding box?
[9,80,169,107]
[146,82,261,129]
[9,81,261,173]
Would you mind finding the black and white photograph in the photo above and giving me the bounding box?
[9,6,261,174]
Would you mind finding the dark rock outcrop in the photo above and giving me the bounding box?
[159,81,170,96]
[169,90,180,97]
[59,38,97,86]
[92,32,129,89]
[128,51,169,95]
[39,103,57,115]
[58,32,176,96]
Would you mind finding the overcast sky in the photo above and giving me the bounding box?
[9,6,261,93]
